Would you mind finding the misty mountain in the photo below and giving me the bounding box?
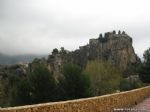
[0,53,47,65]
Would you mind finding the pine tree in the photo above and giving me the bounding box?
[139,48,150,83]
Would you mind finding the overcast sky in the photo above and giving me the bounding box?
[0,0,150,57]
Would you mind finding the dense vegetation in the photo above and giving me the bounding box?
[14,65,57,105]
[58,64,91,100]
[139,48,150,83]
[1,47,149,107]
[0,64,91,107]
[8,65,57,106]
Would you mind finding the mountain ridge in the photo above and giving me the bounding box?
[0,53,47,65]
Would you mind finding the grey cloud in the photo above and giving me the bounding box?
[0,0,150,57]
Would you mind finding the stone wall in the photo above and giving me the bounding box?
[1,86,150,112]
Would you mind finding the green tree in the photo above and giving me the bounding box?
[12,65,57,106]
[52,48,59,55]
[85,60,122,96]
[7,74,25,106]
[0,79,7,107]
[0,74,23,107]
[14,79,32,106]
[60,47,67,54]
[113,30,116,34]
[139,48,150,83]
[59,64,91,100]
[143,48,150,63]
[29,65,57,103]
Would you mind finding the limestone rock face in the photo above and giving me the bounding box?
[41,31,139,77]
[88,32,137,71]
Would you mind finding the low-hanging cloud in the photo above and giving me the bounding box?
[0,0,150,57]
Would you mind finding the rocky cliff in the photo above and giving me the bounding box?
[0,30,139,79]
[28,30,139,78]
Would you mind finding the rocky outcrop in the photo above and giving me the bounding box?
[29,30,139,77]
[0,63,28,80]
[88,31,138,74]
[0,30,139,78]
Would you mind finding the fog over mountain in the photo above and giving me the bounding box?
[0,53,47,65]
[0,0,150,58]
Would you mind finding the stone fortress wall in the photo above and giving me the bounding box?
[1,86,150,112]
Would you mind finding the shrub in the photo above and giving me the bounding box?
[85,60,122,96]
[120,77,143,91]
